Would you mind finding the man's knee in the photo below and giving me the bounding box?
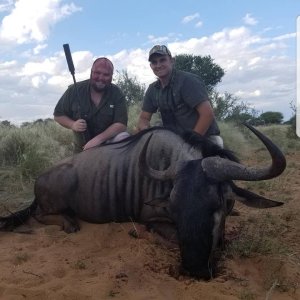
[111,132,130,142]
[208,135,224,148]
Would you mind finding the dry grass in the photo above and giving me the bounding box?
[226,213,288,258]
[0,121,299,299]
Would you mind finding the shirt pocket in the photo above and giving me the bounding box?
[71,102,80,119]
[174,102,190,115]
[95,107,114,130]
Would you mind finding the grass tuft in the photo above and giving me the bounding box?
[226,213,288,258]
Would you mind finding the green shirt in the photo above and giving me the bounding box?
[142,70,220,136]
[54,79,128,151]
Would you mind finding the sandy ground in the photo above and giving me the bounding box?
[0,153,299,300]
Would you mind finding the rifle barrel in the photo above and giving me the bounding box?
[63,43,90,144]
[63,44,75,75]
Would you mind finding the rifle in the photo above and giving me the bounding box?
[63,43,91,143]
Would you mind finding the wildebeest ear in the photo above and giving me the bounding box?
[230,181,284,208]
[145,198,170,208]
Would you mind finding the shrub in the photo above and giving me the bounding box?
[226,213,287,258]
[0,122,73,180]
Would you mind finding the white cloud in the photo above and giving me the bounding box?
[236,89,261,98]
[111,48,154,85]
[248,56,261,66]
[195,21,203,28]
[165,26,295,118]
[147,35,170,44]
[0,59,17,70]
[0,24,296,125]
[146,33,182,45]
[273,32,296,41]
[33,44,48,55]
[0,0,13,12]
[0,0,81,45]
[31,75,46,88]
[243,13,258,26]
[118,27,294,119]
[182,13,199,24]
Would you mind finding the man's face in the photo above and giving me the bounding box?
[90,61,113,92]
[150,54,173,79]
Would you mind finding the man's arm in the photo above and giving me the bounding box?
[193,100,215,135]
[136,111,153,132]
[54,115,87,132]
[83,122,127,151]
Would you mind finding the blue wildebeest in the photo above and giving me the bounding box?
[0,124,286,279]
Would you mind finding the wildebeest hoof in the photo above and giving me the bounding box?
[229,209,240,216]
[63,221,80,233]
[12,225,34,234]
[128,224,147,239]
[128,228,139,238]
[63,225,79,233]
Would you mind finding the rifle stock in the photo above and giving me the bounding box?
[63,44,91,143]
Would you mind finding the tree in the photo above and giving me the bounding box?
[210,91,258,123]
[286,100,297,138]
[114,70,146,106]
[259,111,283,125]
[0,120,15,128]
[173,55,257,124]
[174,54,225,92]
[21,118,54,128]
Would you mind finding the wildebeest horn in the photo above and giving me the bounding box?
[139,134,176,181]
[201,123,286,181]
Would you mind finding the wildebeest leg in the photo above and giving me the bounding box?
[34,207,80,233]
[128,223,147,238]
[147,222,178,244]
[129,222,178,249]
[34,163,79,233]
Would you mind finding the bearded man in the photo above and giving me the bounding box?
[54,57,128,153]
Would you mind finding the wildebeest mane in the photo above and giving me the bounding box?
[180,129,239,162]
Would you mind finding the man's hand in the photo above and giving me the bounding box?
[71,119,87,132]
[136,111,152,132]
[82,123,127,151]
[83,137,103,151]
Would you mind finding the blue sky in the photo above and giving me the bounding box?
[0,0,299,125]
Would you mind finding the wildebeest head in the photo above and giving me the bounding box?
[139,124,286,280]
[170,159,226,279]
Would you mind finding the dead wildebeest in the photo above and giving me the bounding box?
[0,123,286,279]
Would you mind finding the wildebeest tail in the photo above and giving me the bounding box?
[0,199,37,231]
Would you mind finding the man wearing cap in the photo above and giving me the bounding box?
[54,57,129,153]
[137,45,223,147]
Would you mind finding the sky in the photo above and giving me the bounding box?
[0,0,299,125]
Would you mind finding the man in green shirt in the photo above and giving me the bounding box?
[54,57,129,153]
[137,45,223,147]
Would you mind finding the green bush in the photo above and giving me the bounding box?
[249,125,300,154]
[127,102,162,133]
[0,128,27,165]
[1,117,299,184]
[0,122,73,180]
[219,122,252,159]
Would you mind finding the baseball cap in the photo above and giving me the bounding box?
[148,45,172,61]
